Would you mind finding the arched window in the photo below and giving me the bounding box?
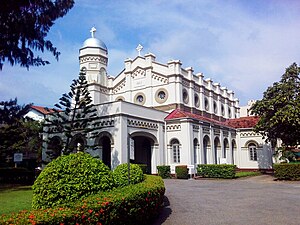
[204,98,209,111]
[194,94,200,108]
[183,89,189,104]
[171,139,180,163]
[221,104,225,116]
[48,136,63,159]
[248,143,258,161]
[213,101,218,114]
[193,138,199,165]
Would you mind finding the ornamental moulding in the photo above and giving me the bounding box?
[166,124,181,131]
[128,119,158,130]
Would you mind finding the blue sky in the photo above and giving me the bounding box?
[1,0,300,107]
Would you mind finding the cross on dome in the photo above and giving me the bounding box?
[90,27,96,38]
[136,44,143,56]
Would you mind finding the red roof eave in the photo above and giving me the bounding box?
[165,109,260,129]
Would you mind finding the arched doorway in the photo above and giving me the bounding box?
[131,132,156,174]
[223,138,229,159]
[70,134,86,153]
[99,136,111,169]
[203,135,210,164]
[193,138,199,165]
[231,140,236,164]
[47,136,63,159]
[96,132,113,169]
[214,137,221,164]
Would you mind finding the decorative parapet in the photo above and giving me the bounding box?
[93,119,115,128]
[128,119,158,130]
[152,73,168,84]
[131,68,146,78]
[166,124,181,131]
[213,128,220,135]
[203,127,210,134]
[80,56,107,64]
[193,125,200,132]
[113,79,126,94]
[223,131,229,137]
[240,132,260,137]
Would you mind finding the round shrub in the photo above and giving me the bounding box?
[113,163,145,187]
[32,152,114,209]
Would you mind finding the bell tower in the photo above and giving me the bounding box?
[79,27,109,104]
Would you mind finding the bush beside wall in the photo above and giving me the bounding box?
[157,165,171,179]
[274,163,300,180]
[0,175,165,225]
[136,164,148,174]
[113,163,145,187]
[197,164,236,179]
[175,165,189,179]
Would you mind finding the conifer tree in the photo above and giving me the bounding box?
[45,70,97,156]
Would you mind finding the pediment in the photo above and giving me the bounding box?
[131,67,146,79]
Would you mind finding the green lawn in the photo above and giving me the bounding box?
[235,171,262,178]
[0,186,32,215]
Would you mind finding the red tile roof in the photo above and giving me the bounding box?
[224,116,259,128]
[165,109,259,129]
[165,109,228,127]
[31,106,55,115]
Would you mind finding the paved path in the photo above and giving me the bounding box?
[152,175,300,225]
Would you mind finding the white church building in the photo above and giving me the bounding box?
[42,28,274,174]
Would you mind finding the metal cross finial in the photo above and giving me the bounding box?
[136,44,143,56]
[90,27,96,38]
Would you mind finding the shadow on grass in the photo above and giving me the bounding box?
[0,185,32,192]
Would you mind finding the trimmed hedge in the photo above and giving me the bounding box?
[136,164,148,174]
[175,165,189,179]
[113,163,145,187]
[197,164,236,179]
[32,152,114,209]
[157,165,171,179]
[0,175,165,225]
[274,163,300,180]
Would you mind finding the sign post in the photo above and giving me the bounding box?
[187,165,195,179]
[14,153,23,168]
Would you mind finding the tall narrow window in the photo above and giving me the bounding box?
[249,143,258,161]
[171,139,180,163]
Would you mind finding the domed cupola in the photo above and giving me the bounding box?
[81,27,107,51]
[79,27,108,85]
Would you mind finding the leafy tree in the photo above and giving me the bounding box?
[251,63,300,161]
[0,98,32,124]
[45,70,97,156]
[0,0,74,70]
[0,98,42,167]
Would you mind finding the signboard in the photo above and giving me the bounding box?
[130,138,135,160]
[14,153,23,162]
[187,165,195,175]
[220,158,227,164]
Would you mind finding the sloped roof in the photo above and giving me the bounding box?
[165,109,259,129]
[224,116,259,128]
[31,106,55,115]
[165,109,228,127]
